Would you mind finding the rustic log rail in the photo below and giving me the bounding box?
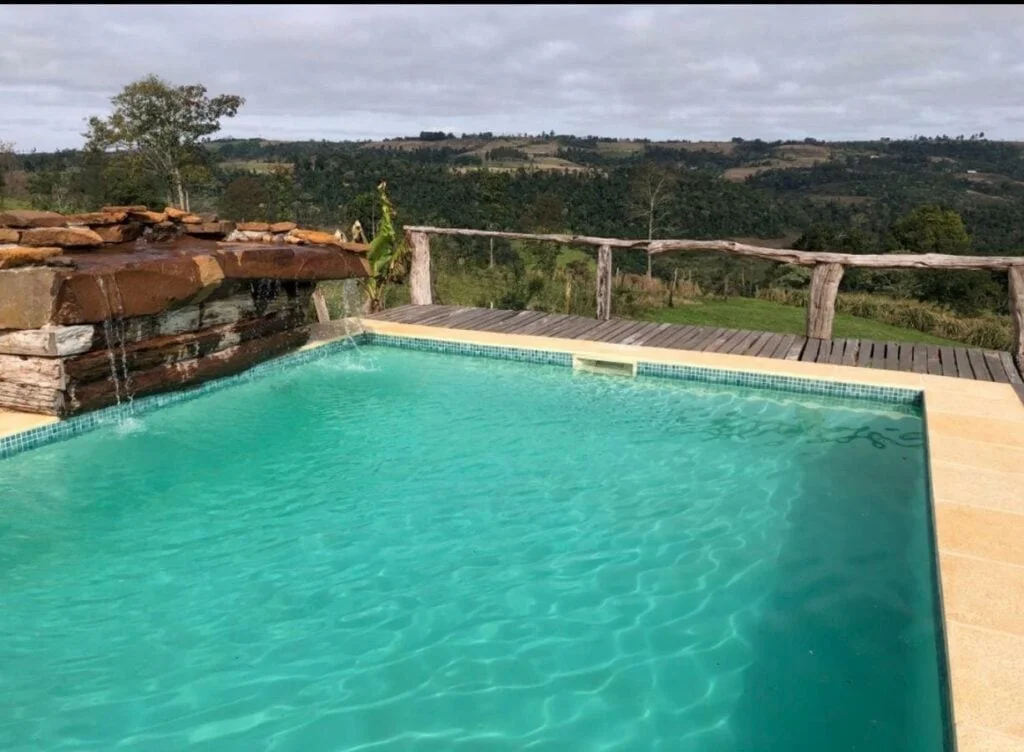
[403,226,1024,371]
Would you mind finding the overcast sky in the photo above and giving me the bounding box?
[2,4,1023,151]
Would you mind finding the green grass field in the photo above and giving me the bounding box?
[640,297,960,345]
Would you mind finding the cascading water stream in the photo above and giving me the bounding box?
[340,279,376,368]
[95,276,123,407]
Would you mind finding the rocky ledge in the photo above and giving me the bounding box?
[0,210,371,417]
[0,205,367,270]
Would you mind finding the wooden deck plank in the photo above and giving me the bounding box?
[459,308,516,329]
[446,308,503,329]
[715,329,751,354]
[867,341,885,369]
[983,351,1011,384]
[967,349,993,382]
[926,346,943,376]
[953,347,974,379]
[627,323,670,346]
[551,318,599,340]
[473,309,525,331]
[883,342,900,371]
[898,343,913,373]
[725,330,761,355]
[826,339,845,365]
[566,320,607,340]
[784,337,806,360]
[609,321,652,343]
[518,313,569,336]
[540,315,589,338]
[998,352,1023,385]
[487,310,544,333]
[618,322,659,345]
[669,326,715,350]
[938,347,958,378]
[750,332,781,357]
[644,324,692,348]
[856,340,875,368]
[674,327,716,351]
[411,306,466,326]
[589,319,640,342]
[698,328,733,353]
[911,345,927,374]
[367,305,413,322]
[574,319,624,342]
[768,334,795,359]
[742,331,774,356]
[841,339,860,367]
[800,338,822,363]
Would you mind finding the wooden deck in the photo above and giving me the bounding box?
[367,304,1024,386]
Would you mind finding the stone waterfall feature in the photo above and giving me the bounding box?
[0,211,370,417]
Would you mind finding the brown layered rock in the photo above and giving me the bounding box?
[92,223,144,244]
[66,326,309,414]
[64,309,305,383]
[285,229,337,246]
[0,246,63,269]
[270,221,297,233]
[164,207,188,220]
[215,245,370,280]
[0,380,64,415]
[127,210,168,224]
[20,226,104,248]
[225,229,275,243]
[101,205,148,213]
[0,209,67,228]
[0,228,21,243]
[183,221,235,237]
[180,214,204,224]
[0,268,63,329]
[237,221,271,232]
[67,211,128,226]
[56,259,219,325]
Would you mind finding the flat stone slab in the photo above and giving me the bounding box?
[0,239,369,328]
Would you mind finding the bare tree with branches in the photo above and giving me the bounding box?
[626,162,676,278]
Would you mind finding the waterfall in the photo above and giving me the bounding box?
[95,276,124,407]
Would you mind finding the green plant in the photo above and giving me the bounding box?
[361,180,409,313]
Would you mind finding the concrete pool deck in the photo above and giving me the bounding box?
[2,317,1022,751]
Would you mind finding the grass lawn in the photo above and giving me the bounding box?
[640,297,961,346]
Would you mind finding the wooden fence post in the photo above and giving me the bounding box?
[596,244,612,321]
[1010,266,1024,374]
[407,230,432,305]
[806,262,844,340]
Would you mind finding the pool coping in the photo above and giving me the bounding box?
[2,319,1023,751]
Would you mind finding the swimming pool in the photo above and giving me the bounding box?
[0,343,950,751]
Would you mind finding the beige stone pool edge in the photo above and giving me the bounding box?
[4,319,1022,751]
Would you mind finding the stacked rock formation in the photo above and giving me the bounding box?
[0,207,370,416]
[0,206,365,270]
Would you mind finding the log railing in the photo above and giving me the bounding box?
[403,226,1024,370]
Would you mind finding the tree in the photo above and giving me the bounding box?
[0,141,16,208]
[85,75,244,210]
[889,205,998,314]
[889,205,969,254]
[626,162,675,277]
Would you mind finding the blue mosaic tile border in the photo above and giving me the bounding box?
[365,332,572,367]
[368,332,922,407]
[0,336,366,461]
[637,361,921,406]
[1,330,922,461]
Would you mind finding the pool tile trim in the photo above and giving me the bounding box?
[366,332,922,407]
[0,336,363,460]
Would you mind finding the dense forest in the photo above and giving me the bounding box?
[5,131,1024,324]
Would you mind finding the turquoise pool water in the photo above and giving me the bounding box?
[0,346,948,751]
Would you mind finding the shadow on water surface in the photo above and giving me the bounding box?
[728,422,952,752]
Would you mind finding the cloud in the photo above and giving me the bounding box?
[2,4,1023,150]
